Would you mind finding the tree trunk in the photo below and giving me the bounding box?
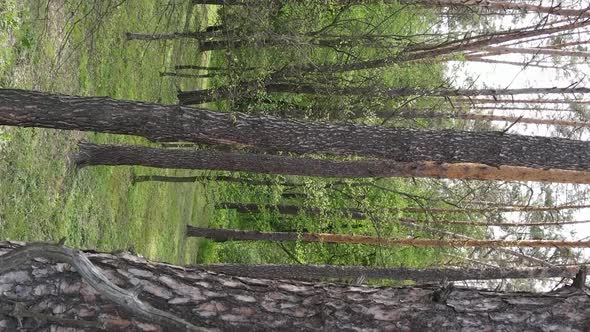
[178,83,590,104]
[195,0,590,19]
[2,242,589,331]
[160,72,217,78]
[133,174,304,186]
[217,202,590,217]
[175,65,227,70]
[474,46,590,58]
[186,226,590,248]
[457,97,590,105]
[216,202,367,219]
[273,19,590,74]
[133,175,202,184]
[400,0,590,18]
[76,143,590,185]
[401,217,590,227]
[8,89,590,172]
[202,263,581,282]
[125,31,220,41]
[461,56,559,69]
[470,105,572,112]
[382,109,590,128]
[398,219,553,267]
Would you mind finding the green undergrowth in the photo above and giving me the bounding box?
[0,0,213,265]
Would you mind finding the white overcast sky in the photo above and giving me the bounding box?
[444,2,590,259]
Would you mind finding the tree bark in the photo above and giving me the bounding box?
[175,65,227,70]
[470,105,572,112]
[186,226,590,248]
[2,241,589,331]
[381,109,590,128]
[195,0,590,19]
[125,31,220,41]
[216,202,368,219]
[400,0,590,18]
[76,143,590,184]
[133,174,304,186]
[457,97,590,105]
[400,217,590,227]
[160,72,216,78]
[202,263,581,282]
[7,89,590,172]
[461,56,560,69]
[178,83,590,104]
[272,19,590,74]
[217,202,590,217]
[473,46,590,58]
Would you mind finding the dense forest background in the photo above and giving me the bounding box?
[1,0,590,292]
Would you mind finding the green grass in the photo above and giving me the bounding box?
[0,0,214,265]
[0,0,474,270]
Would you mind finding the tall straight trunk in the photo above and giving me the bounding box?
[221,201,590,226]
[202,263,581,282]
[273,19,590,74]
[218,202,590,216]
[470,105,572,112]
[133,174,303,186]
[160,72,216,78]
[398,219,553,267]
[400,0,590,18]
[125,31,220,41]
[217,202,367,219]
[178,83,590,104]
[457,97,590,105]
[8,89,590,172]
[473,46,590,58]
[175,65,227,70]
[195,0,590,18]
[400,217,590,227]
[2,242,589,331]
[382,109,590,128]
[461,57,559,69]
[76,143,590,184]
[186,226,590,248]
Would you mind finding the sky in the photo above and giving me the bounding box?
[443,3,590,261]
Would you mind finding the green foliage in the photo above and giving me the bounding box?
[206,1,447,122]
[0,0,210,265]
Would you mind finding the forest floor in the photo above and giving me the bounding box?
[0,0,214,265]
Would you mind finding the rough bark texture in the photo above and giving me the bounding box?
[186,226,590,248]
[6,89,590,172]
[125,31,220,41]
[218,202,590,217]
[399,220,555,267]
[457,98,590,105]
[195,0,590,18]
[402,0,590,17]
[217,202,368,219]
[201,263,581,282]
[476,46,590,58]
[2,242,589,331]
[383,109,590,128]
[178,84,590,104]
[274,19,590,73]
[133,174,303,186]
[400,217,590,227]
[76,143,590,184]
